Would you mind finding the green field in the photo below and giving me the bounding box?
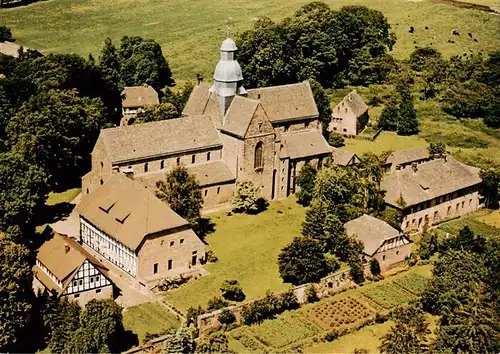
[122,302,180,344]
[1,0,499,81]
[437,209,500,238]
[163,197,305,313]
[46,188,81,206]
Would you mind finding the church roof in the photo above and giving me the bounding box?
[221,96,259,138]
[381,156,481,208]
[121,85,159,108]
[220,38,237,51]
[98,115,221,164]
[76,173,189,251]
[186,161,236,187]
[246,81,319,123]
[344,214,404,256]
[281,130,331,159]
[183,83,211,116]
[36,230,108,290]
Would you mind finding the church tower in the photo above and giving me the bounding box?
[210,38,247,120]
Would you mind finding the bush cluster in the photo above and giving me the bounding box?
[241,289,299,325]
[157,275,188,291]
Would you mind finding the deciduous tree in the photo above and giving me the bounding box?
[296,163,317,206]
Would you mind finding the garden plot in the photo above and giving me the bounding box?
[394,273,429,295]
[360,282,416,309]
[307,296,377,331]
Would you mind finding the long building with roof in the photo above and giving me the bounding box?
[83,37,334,206]
[381,155,482,232]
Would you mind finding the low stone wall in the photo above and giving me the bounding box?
[197,268,356,336]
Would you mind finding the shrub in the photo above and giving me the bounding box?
[323,330,340,342]
[205,250,218,263]
[349,259,365,284]
[378,105,399,131]
[328,132,345,147]
[232,181,268,214]
[220,280,246,302]
[207,296,229,311]
[296,164,317,206]
[305,284,319,303]
[218,309,236,325]
[277,289,299,312]
[157,275,188,291]
[186,306,205,327]
[370,259,381,277]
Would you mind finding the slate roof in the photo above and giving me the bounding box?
[122,85,159,108]
[135,161,235,188]
[333,90,369,118]
[385,147,430,166]
[246,81,319,122]
[0,41,33,58]
[183,83,211,116]
[98,116,221,163]
[281,130,331,159]
[221,96,259,138]
[76,174,189,251]
[36,231,108,292]
[186,161,236,187]
[381,156,482,208]
[344,214,402,256]
[331,148,358,166]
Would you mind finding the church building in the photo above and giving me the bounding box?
[82,38,332,206]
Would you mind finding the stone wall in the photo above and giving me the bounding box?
[197,268,355,336]
[201,182,234,209]
[67,284,114,307]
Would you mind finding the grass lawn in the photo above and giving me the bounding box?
[437,209,500,238]
[163,196,306,314]
[342,131,428,156]
[2,0,499,81]
[46,188,81,206]
[122,302,180,345]
[454,0,499,8]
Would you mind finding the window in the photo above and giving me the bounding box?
[176,157,180,165]
[100,161,103,168]
[284,124,289,132]
[406,221,409,229]
[192,155,196,164]
[434,210,438,220]
[73,280,78,287]
[153,263,158,274]
[160,160,165,169]
[204,189,208,197]
[207,152,211,161]
[258,122,263,132]
[192,250,197,255]
[95,275,100,282]
[343,128,347,132]
[144,163,148,173]
[217,186,220,194]
[418,218,422,227]
[90,277,94,283]
[168,259,173,270]
[447,206,451,215]
[456,204,459,211]
[96,289,101,294]
[180,239,184,244]
[305,120,310,129]
[382,255,386,260]
[170,241,174,247]
[469,199,472,206]
[461,201,465,208]
[79,279,83,286]
[333,127,337,131]
[74,294,80,298]
[100,179,103,185]
[254,142,263,169]
[396,250,399,255]
[86,188,89,194]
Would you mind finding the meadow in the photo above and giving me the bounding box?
[1,0,499,81]
[163,197,306,314]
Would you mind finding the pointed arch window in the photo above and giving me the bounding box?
[254,142,263,169]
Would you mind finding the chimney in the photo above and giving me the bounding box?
[412,162,418,172]
[196,73,203,85]
[64,244,70,254]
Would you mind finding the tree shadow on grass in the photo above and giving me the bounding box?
[193,217,216,243]
[37,202,74,227]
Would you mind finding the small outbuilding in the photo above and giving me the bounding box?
[344,214,412,272]
[121,85,159,121]
[329,90,369,136]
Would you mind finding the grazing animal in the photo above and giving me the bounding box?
[409,26,415,33]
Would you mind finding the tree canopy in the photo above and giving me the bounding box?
[236,2,395,88]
